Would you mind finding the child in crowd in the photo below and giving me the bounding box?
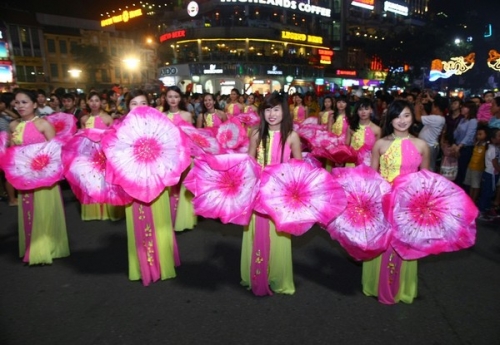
[477,91,495,124]
[440,130,459,180]
[464,127,488,203]
[477,128,500,220]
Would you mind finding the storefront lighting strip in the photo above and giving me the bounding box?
[176,38,330,50]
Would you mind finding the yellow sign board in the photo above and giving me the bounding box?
[281,31,323,45]
[101,9,143,27]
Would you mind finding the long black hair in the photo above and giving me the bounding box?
[257,93,293,165]
[349,97,373,132]
[321,95,334,112]
[334,94,351,123]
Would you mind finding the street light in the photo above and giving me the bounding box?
[123,58,140,86]
[68,69,82,90]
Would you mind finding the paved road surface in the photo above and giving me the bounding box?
[1,193,499,345]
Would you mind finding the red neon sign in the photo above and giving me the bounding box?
[159,30,186,43]
[318,49,333,56]
[336,70,357,76]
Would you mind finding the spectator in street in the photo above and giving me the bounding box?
[48,93,62,113]
[452,100,478,188]
[415,94,446,172]
[62,93,82,127]
[464,126,488,203]
[35,89,54,117]
[477,128,500,220]
[477,90,495,124]
[488,96,500,129]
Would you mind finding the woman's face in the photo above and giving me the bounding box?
[166,90,181,108]
[204,95,215,109]
[264,104,283,129]
[358,105,372,121]
[324,98,333,109]
[391,107,413,133]
[247,95,255,104]
[460,105,470,118]
[88,95,102,112]
[230,91,238,102]
[14,93,37,117]
[336,100,346,111]
[129,95,149,111]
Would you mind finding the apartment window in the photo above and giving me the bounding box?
[62,64,69,78]
[70,41,78,54]
[20,27,28,43]
[115,66,121,78]
[101,69,109,82]
[16,66,26,82]
[111,47,117,56]
[59,40,67,54]
[26,66,36,82]
[50,63,59,78]
[47,39,56,53]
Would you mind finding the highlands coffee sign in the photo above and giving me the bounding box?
[220,0,331,18]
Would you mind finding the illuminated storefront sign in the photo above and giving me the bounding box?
[384,1,409,16]
[220,0,331,18]
[318,49,333,65]
[281,31,323,44]
[0,61,13,83]
[351,0,375,10]
[159,67,178,77]
[336,70,357,77]
[204,64,224,74]
[429,53,475,81]
[487,49,500,71]
[159,30,186,43]
[101,9,143,27]
[267,65,283,75]
[187,1,199,17]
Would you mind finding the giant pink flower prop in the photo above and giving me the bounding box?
[256,159,346,235]
[101,106,190,203]
[235,112,260,127]
[388,169,478,260]
[179,125,224,157]
[4,140,64,190]
[63,135,132,205]
[79,128,108,143]
[184,153,260,225]
[297,116,318,127]
[45,112,77,143]
[216,119,247,150]
[296,124,325,143]
[326,165,392,261]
